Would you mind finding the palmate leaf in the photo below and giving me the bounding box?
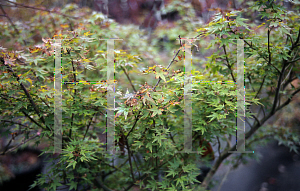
[66,181,78,191]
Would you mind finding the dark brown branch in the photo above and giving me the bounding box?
[21,110,44,129]
[126,138,136,183]
[153,48,181,91]
[268,29,272,71]
[125,110,142,139]
[254,75,266,99]
[1,119,31,129]
[293,27,300,48]
[132,153,141,179]
[3,0,78,19]
[283,76,297,90]
[287,34,294,45]
[101,161,127,176]
[245,118,253,129]
[269,27,300,115]
[222,44,236,82]
[69,59,77,139]
[83,112,97,140]
[0,4,19,37]
[287,57,300,64]
[275,87,300,112]
[250,112,261,127]
[1,135,39,155]
[247,75,256,93]
[103,158,129,178]
[121,65,137,92]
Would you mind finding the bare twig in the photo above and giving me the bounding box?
[3,0,78,19]
[83,112,97,140]
[153,47,181,91]
[1,119,31,129]
[121,65,137,92]
[1,135,39,155]
[0,4,19,37]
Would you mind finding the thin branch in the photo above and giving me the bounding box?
[245,118,253,129]
[222,44,236,82]
[20,110,38,126]
[69,59,77,139]
[125,110,142,139]
[281,65,293,87]
[121,65,137,92]
[283,76,297,90]
[1,135,39,155]
[126,137,136,183]
[132,153,141,180]
[268,29,272,71]
[250,113,261,127]
[83,112,97,140]
[287,34,294,45]
[225,135,231,148]
[103,158,129,178]
[102,161,127,176]
[275,87,300,112]
[271,62,287,115]
[254,75,266,99]
[293,27,300,48]
[1,119,31,128]
[247,75,256,93]
[287,57,300,64]
[0,4,19,36]
[153,48,181,91]
[217,166,232,191]
[3,0,78,19]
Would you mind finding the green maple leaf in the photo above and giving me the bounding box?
[67,181,78,190]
